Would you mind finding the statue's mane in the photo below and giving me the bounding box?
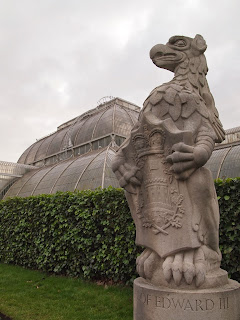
[175,55,208,94]
[174,54,225,142]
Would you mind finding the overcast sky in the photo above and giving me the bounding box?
[1,0,240,162]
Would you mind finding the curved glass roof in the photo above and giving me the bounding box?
[18,98,140,166]
[5,96,240,200]
[219,144,240,178]
[8,141,240,199]
[0,161,36,199]
[205,142,240,179]
[5,147,119,198]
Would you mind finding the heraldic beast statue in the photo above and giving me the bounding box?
[112,34,226,289]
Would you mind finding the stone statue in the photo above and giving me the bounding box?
[112,35,240,320]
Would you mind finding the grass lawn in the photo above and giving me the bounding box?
[0,263,133,320]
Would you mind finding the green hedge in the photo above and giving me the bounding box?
[216,178,240,282]
[0,181,239,284]
[0,188,140,284]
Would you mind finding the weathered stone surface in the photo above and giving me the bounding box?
[134,277,240,320]
[112,34,240,319]
[112,34,226,288]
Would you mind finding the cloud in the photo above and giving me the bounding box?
[1,0,240,162]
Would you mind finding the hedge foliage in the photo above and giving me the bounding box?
[216,178,240,282]
[0,180,239,284]
[0,188,141,284]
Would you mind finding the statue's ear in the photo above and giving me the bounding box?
[192,34,207,53]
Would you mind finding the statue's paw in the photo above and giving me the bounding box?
[163,248,206,286]
[163,253,186,285]
[136,249,159,280]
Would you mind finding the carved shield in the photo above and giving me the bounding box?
[123,112,201,258]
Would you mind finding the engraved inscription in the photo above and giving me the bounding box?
[137,293,230,312]
[219,297,229,309]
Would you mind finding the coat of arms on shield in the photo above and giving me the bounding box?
[122,112,201,258]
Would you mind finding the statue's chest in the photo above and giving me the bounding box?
[130,116,200,257]
[157,113,200,140]
[160,114,184,130]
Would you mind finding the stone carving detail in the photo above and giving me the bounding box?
[132,125,185,236]
[112,35,228,289]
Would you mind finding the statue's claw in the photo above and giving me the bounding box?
[183,262,195,284]
[195,263,206,287]
[183,250,195,284]
[162,256,174,282]
[163,248,206,286]
[137,247,214,287]
[136,249,159,280]
[194,247,207,287]
[144,251,158,279]
[136,249,152,278]
[172,253,183,285]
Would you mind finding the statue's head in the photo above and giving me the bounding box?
[150,34,207,72]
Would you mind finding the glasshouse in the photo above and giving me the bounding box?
[1,97,140,199]
[1,97,240,199]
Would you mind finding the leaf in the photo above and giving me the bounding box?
[168,94,182,121]
[157,99,169,118]
[163,87,177,105]
[149,91,163,105]
[188,72,198,88]
[181,96,197,118]
[196,100,209,119]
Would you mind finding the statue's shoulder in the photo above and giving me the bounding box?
[143,82,209,120]
[143,83,175,107]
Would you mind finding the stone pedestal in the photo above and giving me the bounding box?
[134,277,240,320]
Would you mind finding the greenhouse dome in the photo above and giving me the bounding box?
[18,97,139,168]
[2,98,240,199]
[3,97,140,198]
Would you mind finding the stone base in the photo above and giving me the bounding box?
[134,277,240,320]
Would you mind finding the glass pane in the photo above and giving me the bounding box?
[33,161,71,195]
[34,134,56,163]
[114,106,135,137]
[74,113,100,145]
[93,108,114,138]
[219,145,240,178]
[115,135,126,147]
[4,170,37,198]
[205,147,229,179]
[25,140,44,164]
[46,127,69,157]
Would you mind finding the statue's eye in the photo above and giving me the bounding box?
[174,39,187,47]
